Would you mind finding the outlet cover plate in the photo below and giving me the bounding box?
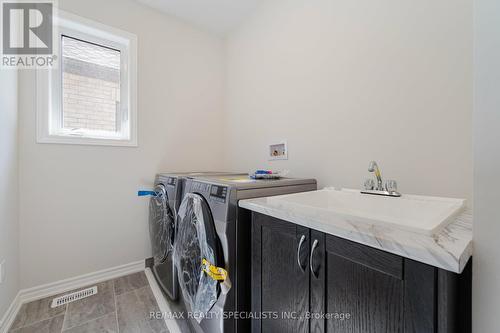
[269,141,288,161]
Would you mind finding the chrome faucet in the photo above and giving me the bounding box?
[362,161,401,197]
[368,161,383,191]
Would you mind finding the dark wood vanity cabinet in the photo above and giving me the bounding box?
[250,212,471,333]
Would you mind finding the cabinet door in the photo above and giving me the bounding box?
[251,213,309,333]
[315,234,405,333]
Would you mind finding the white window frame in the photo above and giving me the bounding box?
[36,10,138,147]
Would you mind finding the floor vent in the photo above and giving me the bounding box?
[51,286,98,308]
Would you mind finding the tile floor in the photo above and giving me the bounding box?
[9,272,169,333]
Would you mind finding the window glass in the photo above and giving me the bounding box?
[61,35,121,133]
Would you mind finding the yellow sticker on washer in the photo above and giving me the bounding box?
[202,259,228,281]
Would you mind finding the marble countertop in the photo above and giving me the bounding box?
[239,195,473,274]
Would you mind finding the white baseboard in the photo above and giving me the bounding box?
[18,260,145,304]
[0,293,21,333]
[0,260,145,333]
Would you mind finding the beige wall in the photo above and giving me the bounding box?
[18,0,226,288]
[224,0,473,200]
[473,0,500,331]
[0,70,19,318]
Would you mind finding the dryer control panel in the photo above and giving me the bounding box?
[210,185,228,203]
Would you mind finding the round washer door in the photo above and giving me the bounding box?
[174,193,223,317]
[149,184,175,263]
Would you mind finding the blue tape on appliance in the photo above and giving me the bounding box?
[137,190,157,197]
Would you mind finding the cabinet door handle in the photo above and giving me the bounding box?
[310,239,319,279]
[297,235,306,272]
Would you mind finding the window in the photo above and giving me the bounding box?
[62,36,121,134]
[37,11,137,146]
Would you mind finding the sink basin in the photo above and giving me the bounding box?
[267,188,466,235]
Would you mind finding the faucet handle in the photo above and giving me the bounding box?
[364,178,375,190]
[385,180,398,192]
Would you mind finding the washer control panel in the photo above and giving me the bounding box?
[210,185,228,203]
[191,182,211,193]
[166,177,177,187]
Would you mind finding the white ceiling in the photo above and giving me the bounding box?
[136,0,263,36]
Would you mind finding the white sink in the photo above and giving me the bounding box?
[268,188,466,235]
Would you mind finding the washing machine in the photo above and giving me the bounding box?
[148,172,246,301]
[173,175,317,333]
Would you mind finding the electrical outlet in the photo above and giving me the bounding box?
[0,260,5,284]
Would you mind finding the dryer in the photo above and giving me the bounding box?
[173,175,317,333]
[148,172,245,301]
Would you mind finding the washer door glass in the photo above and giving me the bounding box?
[174,193,223,319]
[149,184,174,263]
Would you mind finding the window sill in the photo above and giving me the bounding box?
[36,134,138,147]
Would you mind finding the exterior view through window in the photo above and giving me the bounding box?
[62,36,121,134]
